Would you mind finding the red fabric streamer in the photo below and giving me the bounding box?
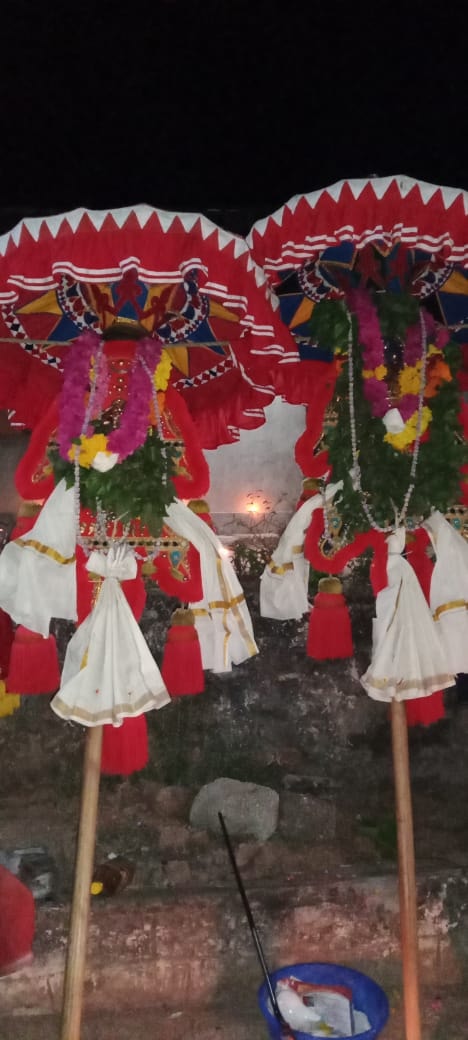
[161,386,210,499]
[101,715,149,776]
[294,362,338,478]
[14,396,59,502]
[6,627,60,695]
[276,358,337,409]
[304,509,386,575]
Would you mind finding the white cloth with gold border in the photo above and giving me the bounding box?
[51,545,170,726]
[361,527,454,702]
[164,500,258,673]
[0,479,77,636]
[259,481,342,620]
[424,510,468,674]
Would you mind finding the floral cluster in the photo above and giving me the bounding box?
[352,290,452,452]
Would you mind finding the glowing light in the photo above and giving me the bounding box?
[246,501,260,514]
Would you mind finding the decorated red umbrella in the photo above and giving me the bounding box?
[0,203,288,446]
[0,204,286,1039]
[250,175,468,1040]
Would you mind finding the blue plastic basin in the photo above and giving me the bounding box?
[258,961,389,1039]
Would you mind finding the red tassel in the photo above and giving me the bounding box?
[101,715,149,776]
[162,607,205,697]
[6,627,61,695]
[307,577,354,660]
[0,866,35,975]
[0,609,14,681]
[295,478,320,511]
[405,690,445,727]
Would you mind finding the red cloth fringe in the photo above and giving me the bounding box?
[307,591,354,660]
[6,627,60,695]
[162,623,205,697]
[0,609,14,681]
[0,866,35,974]
[101,715,149,776]
[160,387,210,499]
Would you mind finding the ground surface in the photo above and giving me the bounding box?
[1,578,468,1038]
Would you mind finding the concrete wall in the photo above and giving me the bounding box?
[204,397,305,537]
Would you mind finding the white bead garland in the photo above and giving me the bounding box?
[346,308,428,533]
[73,337,106,554]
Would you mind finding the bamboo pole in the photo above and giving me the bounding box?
[60,725,103,1040]
[391,699,421,1040]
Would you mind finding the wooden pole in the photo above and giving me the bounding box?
[391,699,422,1040]
[60,725,103,1040]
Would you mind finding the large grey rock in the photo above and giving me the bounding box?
[189,777,279,841]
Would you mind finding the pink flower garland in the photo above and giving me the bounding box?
[58,331,102,459]
[350,289,426,421]
[107,338,162,460]
[59,333,163,463]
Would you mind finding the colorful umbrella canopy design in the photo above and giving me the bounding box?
[248,175,468,393]
[0,205,287,447]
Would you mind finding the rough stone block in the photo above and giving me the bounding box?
[189,777,279,841]
[164,860,192,886]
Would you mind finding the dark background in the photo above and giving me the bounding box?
[1,1,467,234]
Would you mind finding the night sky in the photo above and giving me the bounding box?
[1,1,467,232]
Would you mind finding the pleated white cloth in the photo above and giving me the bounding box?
[424,510,468,674]
[0,479,77,637]
[164,500,258,673]
[361,527,454,702]
[51,545,170,726]
[259,482,343,620]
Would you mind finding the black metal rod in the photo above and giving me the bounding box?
[218,811,289,1030]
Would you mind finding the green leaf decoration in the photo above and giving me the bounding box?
[307,299,351,353]
[309,292,465,537]
[49,429,179,536]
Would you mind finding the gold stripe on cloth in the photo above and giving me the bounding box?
[267,544,303,574]
[433,599,468,621]
[268,561,294,575]
[208,592,245,610]
[51,691,158,725]
[366,674,454,694]
[16,538,76,566]
[213,557,257,665]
